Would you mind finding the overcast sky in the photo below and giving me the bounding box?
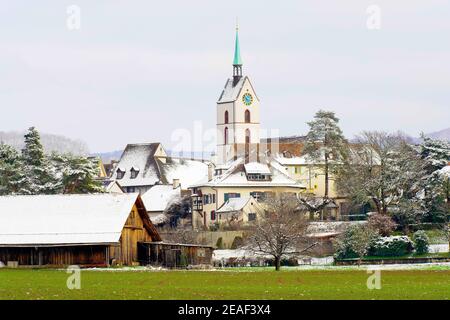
[1,1,449,153]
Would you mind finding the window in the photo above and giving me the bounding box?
[224,193,240,202]
[248,213,257,221]
[247,174,270,181]
[212,194,216,203]
[130,168,139,179]
[245,129,250,144]
[224,127,228,145]
[127,187,135,193]
[224,111,229,124]
[250,191,266,201]
[210,210,216,221]
[245,109,251,123]
[116,169,124,179]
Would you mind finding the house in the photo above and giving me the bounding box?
[111,142,208,194]
[0,193,161,267]
[216,196,264,226]
[190,158,306,229]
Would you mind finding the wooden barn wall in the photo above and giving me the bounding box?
[114,204,154,265]
[0,245,107,267]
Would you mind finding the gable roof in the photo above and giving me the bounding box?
[217,76,259,104]
[217,196,256,213]
[113,143,163,187]
[158,157,209,189]
[0,193,161,246]
[191,158,306,188]
[141,185,181,212]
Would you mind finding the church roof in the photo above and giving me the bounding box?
[217,76,259,104]
[217,76,246,103]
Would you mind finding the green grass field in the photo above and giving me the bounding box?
[0,268,449,300]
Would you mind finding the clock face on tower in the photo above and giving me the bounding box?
[242,93,253,106]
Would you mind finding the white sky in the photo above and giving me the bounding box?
[1,1,449,152]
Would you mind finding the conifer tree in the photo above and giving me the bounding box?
[0,144,26,195]
[303,110,348,198]
[21,127,60,194]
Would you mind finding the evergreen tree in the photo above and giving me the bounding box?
[21,127,60,194]
[417,137,450,223]
[0,144,26,195]
[303,110,348,198]
[52,154,103,194]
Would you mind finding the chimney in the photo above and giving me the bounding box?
[172,179,180,189]
[208,164,214,181]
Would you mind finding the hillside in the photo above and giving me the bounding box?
[427,128,450,141]
[0,131,89,156]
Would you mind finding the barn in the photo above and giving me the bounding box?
[0,193,163,267]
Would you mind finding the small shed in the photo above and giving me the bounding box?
[138,242,213,268]
[0,193,161,267]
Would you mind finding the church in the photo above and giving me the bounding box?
[190,27,308,229]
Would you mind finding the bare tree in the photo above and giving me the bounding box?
[245,199,316,271]
[336,131,424,216]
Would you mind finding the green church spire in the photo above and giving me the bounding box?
[232,22,243,84]
[233,25,243,66]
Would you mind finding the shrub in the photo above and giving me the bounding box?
[368,236,414,257]
[367,214,397,236]
[413,230,430,254]
[334,224,378,260]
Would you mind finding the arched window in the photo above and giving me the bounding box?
[224,111,229,124]
[245,110,251,123]
[245,129,251,144]
[224,127,229,145]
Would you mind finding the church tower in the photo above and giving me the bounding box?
[216,26,260,165]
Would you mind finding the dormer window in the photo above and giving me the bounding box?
[116,168,125,180]
[247,173,270,181]
[130,167,139,179]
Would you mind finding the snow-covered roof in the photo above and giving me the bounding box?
[159,158,209,189]
[192,158,305,188]
[0,193,158,246]
[244,162,271,175]
[217,197,253,213]
[439,165,450,178]
[217,77,246,103]
[274,155,307,166]
[113,143,162,187]
[141,185,181,212]
[148,213,169,226]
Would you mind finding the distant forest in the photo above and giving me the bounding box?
[0,131,89,156]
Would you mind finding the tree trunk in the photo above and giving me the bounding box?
[274,256,281,271]
[372,197,382,215]
[324,153,329,198]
